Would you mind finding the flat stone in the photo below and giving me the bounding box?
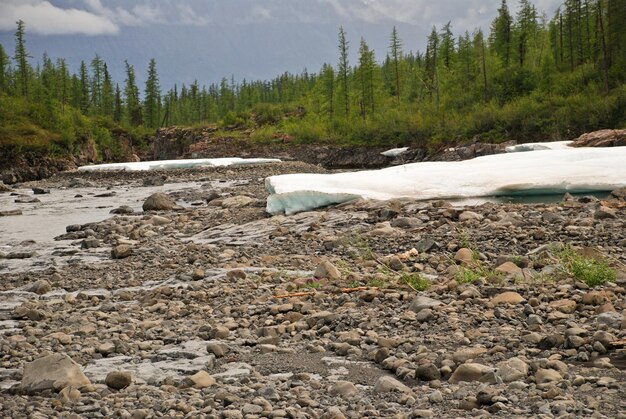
[329,380,358,397]
[449,363,493,384]
[111,244,132,259]
[373,375,411,394]
[496,357,529,382]
[549,299,577,314]
[409,296,442,313]
[491,292,525,305]
[21,354,91,393]
[535,368,562,384]
[495,262,522,275]
[182,371,215,389]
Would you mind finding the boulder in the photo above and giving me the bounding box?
[314,260,341,280]
[142,193,179,211]
[449,363,493,384]
[373,376,411,394]
[105,371,132,390]
[21,354,91,393]
[491,292,525,305]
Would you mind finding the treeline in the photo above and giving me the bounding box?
[0,0,625,157]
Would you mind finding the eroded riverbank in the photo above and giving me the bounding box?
[0,162,625,418]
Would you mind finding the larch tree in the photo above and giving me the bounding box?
[389,26,403,101]
[144,58,161,129]
[357,38,376,119]
[14,20,31,97]
[491,0,513,67]
[0,43,9,93]
[124,60,142,126]
[337,26,350,118]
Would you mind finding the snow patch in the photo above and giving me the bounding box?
[381,147,409,157]
[505,141,573,153]
[266,146,626,215]
[78,157,281,172]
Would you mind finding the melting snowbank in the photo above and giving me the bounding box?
[505,141,573,152]
[78,157,281,172]
[266,146,626,215]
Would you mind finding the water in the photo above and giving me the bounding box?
[0,182,202,274]
[449,191,611,206]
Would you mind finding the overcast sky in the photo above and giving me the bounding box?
[0,0,564,88]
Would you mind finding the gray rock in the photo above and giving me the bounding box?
[409,296,442,313]
[416,363,441,381]
[105,371,132,390]
[111,244,132,259]
[329,380,358,397]
[21,354,91,393]
[449,363,493,384]
[596,312,622,329]
[23,279,52,295]
[314,260,341,280]
[373,375,411,394]
[496,357,529,382]
[142,193,179,211]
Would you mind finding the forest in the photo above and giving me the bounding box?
[0,0,624,159]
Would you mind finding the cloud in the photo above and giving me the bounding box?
[0,0,119,36]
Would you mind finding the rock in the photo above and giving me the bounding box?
[222,195,256,208]
[549,299,577,314]
[81,237,100,249]
[322,407,346,419]
[582,291,608,305]
[594,206,616,219]
[452,347,488,363]
[206,341,230,357]
[58,386,81,404]
[535,368,562,384]
[409,296,442,313]
[314,260,341,280]
[415,363,441,381]
[23,279,52,295]
[491,292,525,305]
[571,129,626,148]
[495,262,522,275]
[454,248,474,265]
[32,187,50,195]
[449,363,493,384]
[415,238,437,253]
[610,187,626,200]
[496,357,529,382]
[143,175,166,186]
[151,215,171,226]
[596,312,622,329]
[373,375,411,394]
[142,193,179,211]
[111,244,132,259]
[21,354,91,393]
[0,209,22,216]
[459,211,484,222]
[539,334,565,350]
[105,371,132,390]
[110,205,134,214]
[329,380,358,397]
[182,371,215,389]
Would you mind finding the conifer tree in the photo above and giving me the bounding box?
[14,20,30,97]
[337,27,350,118]
[389,26,403,100]
[124,60,142,126]
[79,61,90,113]
[357,38,377,119]
[0,44,9,93]
[144,58,161,128]
[491,0,513,67]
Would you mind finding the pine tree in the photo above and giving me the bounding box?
[102,63,114,117]
[426,27,440,106]
[320,63,335,121]
[144,58,161,128]
[440,22,455,69]
[516,0,538,67]
[337,27,350,118]
[56,58,69,113]
[14,20,31,97]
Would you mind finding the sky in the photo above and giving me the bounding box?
[0,0,564,90]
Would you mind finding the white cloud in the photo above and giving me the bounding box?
[0,0,119,36]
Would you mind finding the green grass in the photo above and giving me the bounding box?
[400,273,432,291]
[556,244,618,287]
